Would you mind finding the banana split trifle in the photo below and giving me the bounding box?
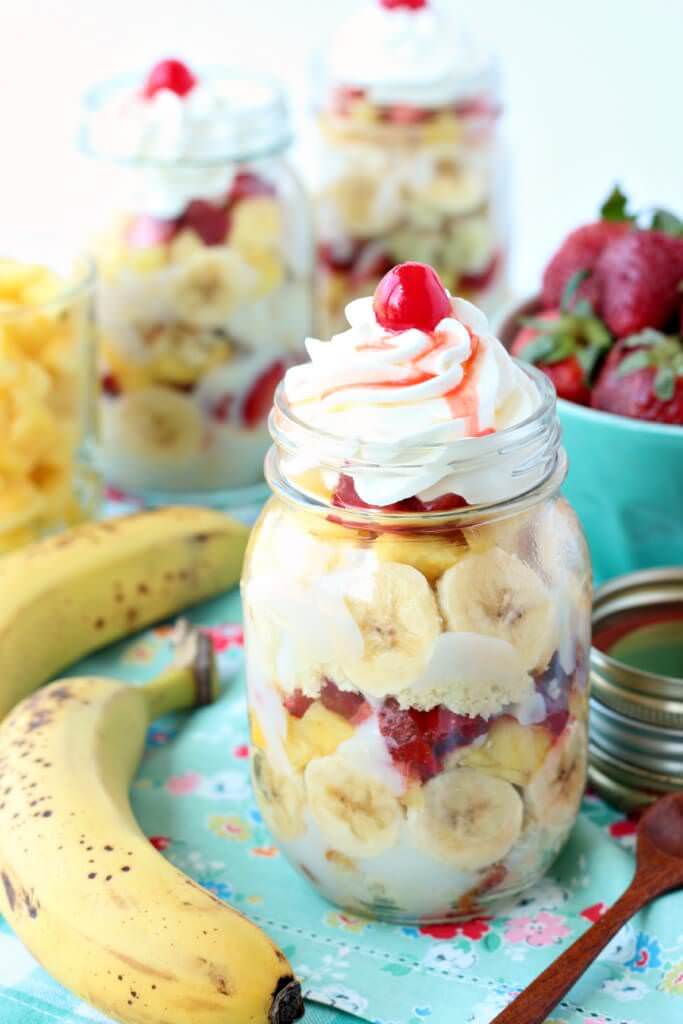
[313,0,508,337]
[82,59,312,504]
[243,262,591,922]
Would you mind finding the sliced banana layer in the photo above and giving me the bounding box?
[340,562,440,694]
[373,532,465,583]
[458,719,552,787]
[172,248,254,326]
[526,721,587,830]
[106,388,203,462]
[437,547,556,673]
[251,750,305,841]
[407,767,523,871]
[304,753,401,858]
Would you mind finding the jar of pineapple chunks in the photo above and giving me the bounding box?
[312,0,509,337]
[0,248,99,554]
[81,60,313,509]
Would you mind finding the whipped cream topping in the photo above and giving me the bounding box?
[84,72,289,218]
[327,2,497,108]
[283,294,544,505]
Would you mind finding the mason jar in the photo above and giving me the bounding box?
[0,246,99,554]
[81,61,313,510]
[242,365,591,922]
[312,0,509,337]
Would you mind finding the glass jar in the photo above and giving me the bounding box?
[0,247,99,554]
[81,65,313,510]
[242,367,591,922]
[311,0,508,337]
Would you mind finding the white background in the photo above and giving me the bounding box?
[1,0,682,294]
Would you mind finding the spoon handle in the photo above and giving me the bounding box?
[490,880,653,1024]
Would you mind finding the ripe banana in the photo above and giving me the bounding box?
[406,766,523,871]
[0,628,303,1024]
[252,750,306,841]
[526,720,587,830]
[0,506,249,720]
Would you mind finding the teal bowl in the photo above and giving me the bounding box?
[498,297,683,584]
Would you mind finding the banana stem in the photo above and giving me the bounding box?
[142,622,218,722]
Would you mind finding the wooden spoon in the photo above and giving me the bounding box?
[491,792,683,1024]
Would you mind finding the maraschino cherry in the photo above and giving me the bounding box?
[380,0,428,10]
[143,59,197,100]
[373,262,451,333]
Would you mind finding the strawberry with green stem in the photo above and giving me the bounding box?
[511,270,612,404]
[591,329,683,424]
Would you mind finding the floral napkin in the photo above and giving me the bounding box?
[1,587,682,1024]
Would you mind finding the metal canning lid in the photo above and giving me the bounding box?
[590,699,683,773]
[591,567,683,729]
[587,762,655,813]
[589,741,681,794]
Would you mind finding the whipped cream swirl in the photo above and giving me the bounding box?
[84,72,290,218]
[282,295,547,506]
[327,3,497,109]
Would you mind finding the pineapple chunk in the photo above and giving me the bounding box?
[285,703,354,770]
[460,719,552,786]
[374,531,464,583]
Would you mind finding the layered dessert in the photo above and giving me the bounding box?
[0,256,98,553]
[313,0,507,337]
[243,262,591,921]
[83,59,312,500]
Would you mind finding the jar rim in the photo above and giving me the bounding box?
[267,361,565,521]
[79,67,293,167]
[0,250,96,320]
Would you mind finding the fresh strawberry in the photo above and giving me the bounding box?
[380,0,428,9]
[228,171,276,204]
[460,252,500,294]
[320,679,370,722]
[126,214,178,248]
[591,330,683,424]
[142,59,197,100]
[511,272,612,404]
[332,473,466,513]
[283,691,314,718]
[595,230,683,338]
[181,200,230,246]
[541,221,631,310]
[242,360,286,428]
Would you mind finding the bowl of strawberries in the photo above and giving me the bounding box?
[499,188,683,583]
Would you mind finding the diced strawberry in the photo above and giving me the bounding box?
[181,200,230,246]
[384,104,432,125]
[142,59,197,100]
[541,222,631,310]
[380,0,428,9]
[460,252,500,294]
[373,262,451,333]
[318,240,361,273]
[100,373,121,398]
[228,171,276,205]
[126,214,179,249]
[320,679,370,722]
[283,690,314,719]
[595,229,683,338]
[591,334,683,425]
[332,473,466,513]
[242,360,286,428]
[378,698,489,781]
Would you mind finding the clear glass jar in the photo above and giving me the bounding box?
[311,1,509,338]
[81,66,313,509]
[242,368,591,922]
[0,247,99,554]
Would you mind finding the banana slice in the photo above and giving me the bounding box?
[407,767,523,871]
[304,753,400,857]
[463,510,531,557]
[373,532,465,584]
[252,750,305,841]
[437,548,556,673]
[172,248,254,326]
[416,165,486,217]
[340,562,440,693]
[109,388,203,462]
[526,720,587,830]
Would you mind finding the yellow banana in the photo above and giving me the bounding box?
[0,506,249,719]
[0,627,303,1024]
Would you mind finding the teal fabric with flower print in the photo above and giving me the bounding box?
[1,588,683,1024]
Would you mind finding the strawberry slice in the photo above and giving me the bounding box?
[182,200,230,246]
[332,473,466,513]
[242,360,287,428]
[228,171,276,205]
[283,691,314,719]
[320,679,370,723]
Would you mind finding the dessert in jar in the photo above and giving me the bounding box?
[81,59,313,506]
[242,262,591,922]
[312,0,508,338]
[0,249,99,554]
